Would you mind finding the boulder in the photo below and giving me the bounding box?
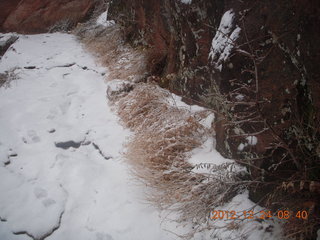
[0,35,18,57]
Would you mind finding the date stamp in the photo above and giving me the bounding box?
[210,210,308,220]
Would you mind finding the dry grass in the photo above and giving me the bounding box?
[111,82,240,231]
[77,21,242,238]
[74,23,147,81]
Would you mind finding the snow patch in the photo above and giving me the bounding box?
[246,136,258,145]
[238,143,245,151]
[96,10,115,27]
[205,191,283,240]
[179,0,192,4]
[209,9,241,71]
[188,137,233,174]
[235,94,245,101]
[167,93,204,113]
[238,136,258,151]
[199,113,215,129]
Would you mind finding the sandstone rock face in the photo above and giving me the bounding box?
[110,1,320,237]
[0,0,95,33]
[0,0,21,30]
[110,0,319,161]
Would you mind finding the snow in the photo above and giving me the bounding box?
[106,79,132,93]
[0,32,281,240]
[188,137,234,174]
[238,143,246,151]
[167,93,204,113]
[0,33,179,240]
[0,35,13,47]
[200,112,215,129]
[235,94,245,101]
[179,0,192,4]
[209,9,241,71]
[205,191,283,240]
[96,10,115,27]
[246,136,258,146]
[238,136,258,152]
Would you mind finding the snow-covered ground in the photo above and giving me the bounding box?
[0,32,283,240]
[0,33,180,240]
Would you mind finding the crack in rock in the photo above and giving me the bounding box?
[54,140,82,149]
[24,66,37,69]
[75,64,105,76]
[4,159,11,166]
[46,63,76,70]
[13,211,64,240]
[92,142,112,160]
[44,62,105,76]
[48,128,56,133]
[54,139,91,150]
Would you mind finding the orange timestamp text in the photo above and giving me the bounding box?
[210,210,308,220]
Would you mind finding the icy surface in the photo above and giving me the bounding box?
[209,9,241,71]
[0,33,178,240]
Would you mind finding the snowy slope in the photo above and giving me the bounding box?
[0,33,179,240]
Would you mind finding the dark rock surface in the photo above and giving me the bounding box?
[109,1,320,237]
[0,0,21,30]
[0,0,96,33]
[0,35,18,57]
[110,0,319,162]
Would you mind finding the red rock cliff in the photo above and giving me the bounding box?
[109,1,320,238]
[0,0,95,33]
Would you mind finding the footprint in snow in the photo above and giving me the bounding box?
[47,108,58,120]
[59,101,71,115]
[22,130,40,144]
[34,187,48,199]
[42,198,56,207]
[96,233,114,240]
[50,82,58,88]
[50,153,69,168]
[34,188,57,208]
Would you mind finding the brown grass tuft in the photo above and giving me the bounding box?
[112,82,240,231]
[77,21,242,238]
[74,24,147,81]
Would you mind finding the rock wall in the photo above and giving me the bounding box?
[0,0,96,33]
[109,1,320,236]
[110,0,319,156]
